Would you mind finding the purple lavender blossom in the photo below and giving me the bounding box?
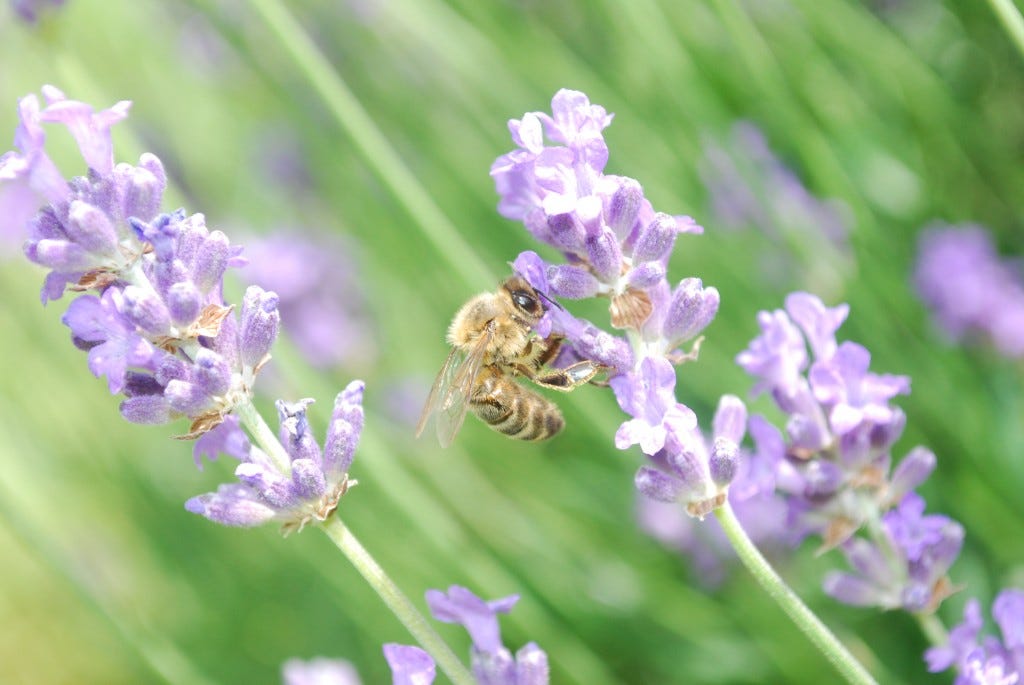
[382,645,436,685]
[737,291,963,614]
[426,586,549,685]
[185,380,364,534]
[914,224,1024,358]
[631,392,746,518]
[241,232,376,370]
[282,657,363,685]
[925,590,1024,684]
[2,86,284,440]
[0,87,126,255]
[822,493,963,612]
[699,122,852,296]
[493,89,704,332]
[636,409,789,582]
[496,91,726,517]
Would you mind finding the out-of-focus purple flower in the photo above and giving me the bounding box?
[426,586,548,685]
[185,380,364,534]
[914,224,1024,359]
[241,232,376,370]
[822,493,962,612]
[737,291,964,619]
[282,657,363,685]
[10,0,66,24]
[0,88,76,254]
[925,591,1024,684]
[699,122,852,296]
[382,645,436,685]
[735,308,808,399]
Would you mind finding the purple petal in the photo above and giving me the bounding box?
[425,586,518,654]
[185,483,277,527]
[712,394,747,444]
[634,465,684,502]
[239,285,280,367]
[192,414,250,468]
[323,380,365,476]
[40,93,131,175]
[784,292,848,361]
[514,643,550,685]
[382,644,435,685]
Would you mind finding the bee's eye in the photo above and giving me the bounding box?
[512,291,537,311]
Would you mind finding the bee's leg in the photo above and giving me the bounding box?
[535,335,564,368]
[529,360,606,392]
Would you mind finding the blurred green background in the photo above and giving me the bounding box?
[2,1,1023,683]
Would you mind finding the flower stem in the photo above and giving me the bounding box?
[234,399,291,474]
[915,611,949,648]
[320,516,476,685]
[715,500,879,685]
[987,0,1024,64]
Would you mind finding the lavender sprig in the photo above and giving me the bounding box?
[493,90,876,685]
[493,89,730,518]
[736,292,963,613]
[1,86,475,685]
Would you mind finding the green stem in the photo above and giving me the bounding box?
[715,501,879,685]
[320,516,476,685]
[234,399,292,474]
[987,0,1024,63]
[916,612,949,649]
[246,0,495,290]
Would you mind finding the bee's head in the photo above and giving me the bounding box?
[501,276,545,319]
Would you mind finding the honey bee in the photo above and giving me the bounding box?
[416,276,605,447]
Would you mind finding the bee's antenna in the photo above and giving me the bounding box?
[536,289,564,311]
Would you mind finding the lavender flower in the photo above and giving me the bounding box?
[186,380,363,534]
[494,90,730,516]
[925,590,1024,684]
[0,86,128,256]
[698,122,852,295]
[637,410,790,582]
[425,586,549,685]
[632,392,747,518]
[914,224,1024,358]
[2,86,283,440]
[822,493,963,612]
[282,657,362,685]
[736,291,963,614]
[492,88,704,332]
[241,232,376,370]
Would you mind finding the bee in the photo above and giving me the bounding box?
[416,276,605,447]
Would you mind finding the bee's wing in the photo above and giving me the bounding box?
[415,327,491,447]
[416,347,461,439]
